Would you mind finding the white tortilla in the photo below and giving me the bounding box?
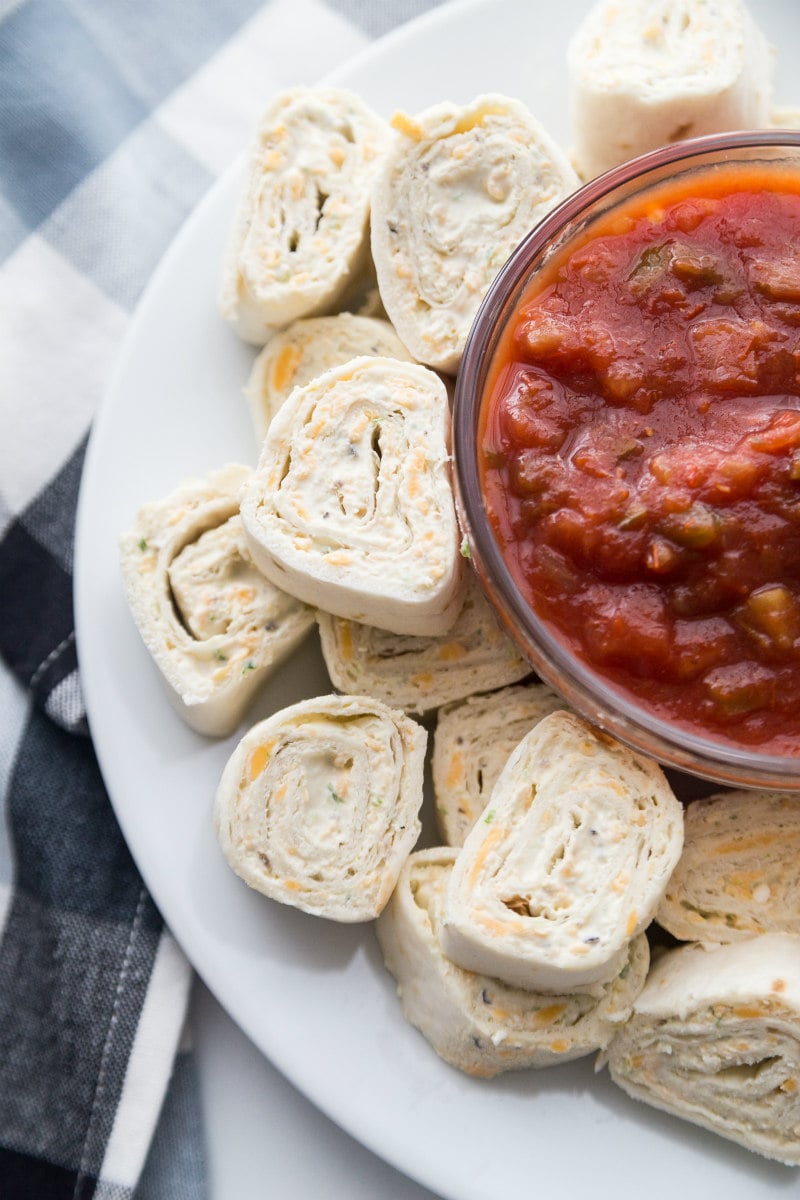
[656,790,800,943]
[568,0,774,180]
[432,682,565,847]
[440,711,684,992]
[119,465,313,736]
[317,573,529,716]
[371,94,578,372]
[240,355,465,636]
[219,87,390,343]
[244,313,414,441]
[605,934,800,1165]
[214,693,426,922]
[377,846,650,1077]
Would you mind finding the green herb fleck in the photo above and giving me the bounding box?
[460,537,472,560]
[372,794,383,808]
[484,809,496,825]
[214,650,228,662]
[138,537,148,551]
[328,783,344,804]
[242,660,256,674]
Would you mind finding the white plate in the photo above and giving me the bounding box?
[75,2,800,1197]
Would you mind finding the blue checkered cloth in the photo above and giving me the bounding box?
[0,1,443,1195]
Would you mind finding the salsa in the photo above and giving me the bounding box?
[479,167,800,755]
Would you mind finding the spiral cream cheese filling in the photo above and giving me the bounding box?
[371,94,578,373]
[441,711,684,993]
[656,790,800,943]
[377,846,650,1078]
[219,87,390,344]
[244,313,415,441]
[432,683,566,847]
[605,935,800,1165]
[119,465,313,736]
[214,693,426,921]
[240,355,465,636]
[317,574,529,716]
[567,0,774,180]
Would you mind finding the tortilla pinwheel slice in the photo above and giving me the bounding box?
[656,790,800,943]
[567,0,774,181]
[240,355,465,636]
[377,847,650,1078]
[219,87,390,344]
[214,693,426,921]
[244,313,415,442]
[440,711,684,993]
[432,683,566,847]
[604,934,800,1165]
[317,574,530,716]
[119,465,313,737]
[371,94,578,373]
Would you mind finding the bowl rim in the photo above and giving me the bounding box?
[453,128,800,790]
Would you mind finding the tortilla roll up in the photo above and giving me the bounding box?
[567,0,774,180]
[240,355,465,637]
[432,683,565,847]
[377,847,650,1077]
[119,465,313,737]
[244,313,414,442]
[317,574,530,716]
[440,711,684,993]
[604,934,800,1165]
[656,790,800,943]
[219,87,389,344]
[214,693,427,922]
[371,94,578,373]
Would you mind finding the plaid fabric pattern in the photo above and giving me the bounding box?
[0,0,444,1196]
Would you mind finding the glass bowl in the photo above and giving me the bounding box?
[453,130,800,791]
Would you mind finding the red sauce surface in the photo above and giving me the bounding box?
[480,168,800,755]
